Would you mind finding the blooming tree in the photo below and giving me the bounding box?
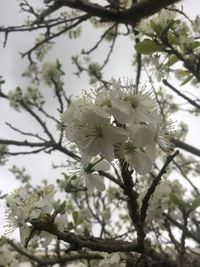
[1,0,200,266]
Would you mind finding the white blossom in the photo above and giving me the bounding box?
[0,244,20,267]
[99,253,125,267]
[62,101,128,161]
[138,9,176,33]
[5,185,55,245]
[72,158,110,194]
[61,78,173,178]
[55,213,68,231]
[122,140,153,175]
[110,79,159,124]
[42,61,63,85]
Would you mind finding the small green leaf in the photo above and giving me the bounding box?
[135,39,163,55]
[162,20,175,35]
[150,20,163,37]
[167,33,179,45]
[55,201,66,214]
[191,196,200,210]
[176,70,190,77]
[72,211,83,226]
[170,192,185,209]
[180,75,193,86]
[165,55,179,67]
[191,41,200,50]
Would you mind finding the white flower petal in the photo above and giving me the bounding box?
[111,98,130,123]
[19,224,31,246]
[100,138,114,162]
[134,126,155,147]
[146,143,157,162]
[133,151,153,175]
[85,174,95,194]
[85,173,105,194]
[91,173,106,192]
[55,214,68,232]
[94,160,110,172]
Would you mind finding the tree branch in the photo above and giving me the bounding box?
[32,221,140,253]
[0,138,80,160]
[59,0,181,26]
[7,239,103,265]
[173,139,200,158]
[163,79,200,110]
[140,150,179,224]
[163,212,200,244]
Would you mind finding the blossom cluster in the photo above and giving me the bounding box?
[62,79,172,179]
[0,243,19,267]
[8,86,44,111]
[5,185,68,246]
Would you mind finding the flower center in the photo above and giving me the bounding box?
[124,141,136,154]
[94,126,104,138]
[125,96,138,109]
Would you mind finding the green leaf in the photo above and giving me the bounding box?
[170,192,185,209]
[150,20,163,37]
[162,20,175,35]
[135,39,163,55]
[165,55,179,67]
[191,41,200,50]
[191,196,200,210]
[167,33,179,45]
[180,75,193,86]
[55,201,66,214]
[72,211,83,226]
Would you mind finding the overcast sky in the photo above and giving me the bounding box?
[1,0,200,237]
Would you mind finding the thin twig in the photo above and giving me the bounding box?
[163,80,200,110]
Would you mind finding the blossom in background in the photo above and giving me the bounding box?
[5,185,55,245]
[0,244,20,267]
[41,61,63,85]
[55,213,69,231]
[99,252,125,267]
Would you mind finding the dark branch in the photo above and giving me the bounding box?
[32,221,140,253]
[140,150,179,224]
[0,138,80,160]
[173,139,200,158]
[59,0,181,26]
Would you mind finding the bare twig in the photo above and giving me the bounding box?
[163,80,200,110]
[163,212,200,244]
[5,122,47,142]
[21,14,91,60]
[173,160,200,195]
[99,25,118,71]
[83,23,117,55]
